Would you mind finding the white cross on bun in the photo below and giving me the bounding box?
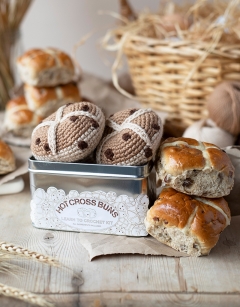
[144,187,231,256]
[96,108,163,166]
[24,82,81,118]
[4,96,42,138]
[155,137,235,198]
[17,48,75,87]
[31,102,105,162]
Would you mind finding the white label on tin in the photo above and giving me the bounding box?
[30,187,149,236]
[55,197,119,231]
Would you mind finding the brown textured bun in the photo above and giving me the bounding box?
[0,139,16,174]
[145,187,231,256]
[4,96,43,137]
[155,137,235,198]
[24,82,81,118]
[96,108,163,166]
[31,102,105,162]
[17,48,75,87]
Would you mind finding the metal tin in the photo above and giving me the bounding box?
[29,157,156,236]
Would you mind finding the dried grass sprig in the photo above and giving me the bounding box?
[0,247,55,306]
[112,0,240,43]
[0,243,57,306]
[102,0,240,133]
[0,0,32,31]
[0,0,32,109]
[0,283,54,307]
[0,241,84,282]
[0,242,60,267]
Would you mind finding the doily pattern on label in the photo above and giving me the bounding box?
[30,187,149,236]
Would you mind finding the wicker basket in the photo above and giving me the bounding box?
[105,0,240,136]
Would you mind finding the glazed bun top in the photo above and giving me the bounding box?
[156,137,234,177]
[146,187,231,255]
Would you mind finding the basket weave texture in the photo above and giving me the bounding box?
[106,0,240,136]
[124,39,240,134]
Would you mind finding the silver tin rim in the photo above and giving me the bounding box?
[28,156,153,179]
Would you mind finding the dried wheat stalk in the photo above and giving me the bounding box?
[0,0,32,31]
[0,243,57,306]
[0,242,60,267]
[0,242,83,306]
[0,283,54,307]
[0,241,83,281]
[0,0,32,109]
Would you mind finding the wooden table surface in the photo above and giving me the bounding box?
[0,173,240,307]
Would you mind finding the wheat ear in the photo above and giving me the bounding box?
[0,242,59,266]
[0,283,54,307]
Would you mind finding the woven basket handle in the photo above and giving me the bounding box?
[111,33,143,102]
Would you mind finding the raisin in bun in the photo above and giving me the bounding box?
[155,137,234,198]
[0,140,16,174]
[17,48,75,87]
[145,187,231,256]
[4,96,42,138]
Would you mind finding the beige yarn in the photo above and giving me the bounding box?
[183,119,236,148]
[207,81,240,136]
[96,108,163,165]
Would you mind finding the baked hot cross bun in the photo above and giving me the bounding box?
[17,48,75,87]
[145,187,231,256]
[155,137,234,198]
[4,96,42,137]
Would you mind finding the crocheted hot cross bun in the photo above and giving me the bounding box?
[31,102,105,162]
[96,108,163,166]
[155,137,235,198]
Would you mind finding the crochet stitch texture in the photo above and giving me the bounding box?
[31,102,105,162]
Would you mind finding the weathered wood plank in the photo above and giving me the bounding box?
[180,216,240,293]
[1,174,240,298]
[1,292,240,307]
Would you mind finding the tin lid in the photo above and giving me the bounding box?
[28,156,153,179]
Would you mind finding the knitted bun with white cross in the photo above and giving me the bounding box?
[31,102,105,162]
[96,108,163,166]
[156,137,235,198]
[145,187,231,256]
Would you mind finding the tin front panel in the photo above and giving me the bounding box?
[29,173,149,198]
[29,172,155,236]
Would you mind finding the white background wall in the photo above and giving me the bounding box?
[20,0,161,80]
